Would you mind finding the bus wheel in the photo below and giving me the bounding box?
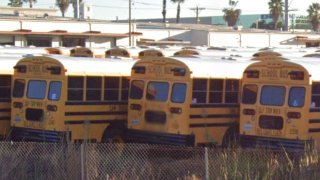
[222,127,239,149]
[102,128,126,155]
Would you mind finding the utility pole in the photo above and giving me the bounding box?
[190,6,205,24]
[129,0,132,46]
[284,0,288,31]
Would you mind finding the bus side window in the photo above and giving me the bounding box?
[209,79,223,103]
[104,77,120,101]
[311,83,320,108]
[225,79,239,103]
[192,79,207,103]
[0,75,11,100]
[121,78,130,101]
[86,77,102,101]
[68,76,84,101]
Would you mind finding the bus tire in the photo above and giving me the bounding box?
[222,126,239,149]
[101,126,126,155]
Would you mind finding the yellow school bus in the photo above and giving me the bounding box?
[0,55,24,139]
[138,49,164,59]
[10,55,135,142]
[126,56,253,147]
[240,59,320,150]
[70,47,94,57]
[173,49,200,57]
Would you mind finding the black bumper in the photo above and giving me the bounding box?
[240,135,313,151]
[126,129,195,146]
[10,127,68,143]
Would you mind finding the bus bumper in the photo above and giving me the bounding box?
[10,127,68,143]
[240,135,313,151]
[125,129,195,146]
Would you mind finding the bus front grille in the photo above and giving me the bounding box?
[26,108,44,122]
[145,110,166,124]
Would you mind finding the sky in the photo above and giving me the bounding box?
[0,0,315,21]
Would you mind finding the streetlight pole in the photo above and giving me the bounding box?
[284,0,288,31]
[129,0,132,46]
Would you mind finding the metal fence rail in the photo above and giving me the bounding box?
[0,142,318,180]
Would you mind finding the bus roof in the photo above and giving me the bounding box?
[136,56,254,79]
[0,55,24,75]
[247,57,320,81]
[17,55,136,76]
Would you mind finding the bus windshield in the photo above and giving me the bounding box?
[130,80,144,99]
[146,82,169,102]
[171,83,187,103]
[13,79,25,98]
[27,80,47,99]
[242,84,258,104]
[260,86,285,106]
[48,81,62,101]
[288,87,305,107]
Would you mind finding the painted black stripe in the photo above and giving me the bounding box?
[190,104,239,108]
[309,109,320,112]
[0,108,10,113]
[309,128,320,133]
[190,114,239,119]
[0,99,10,102]
[65,119,126,125]
[309,119,320,124]
[66,101,127,105]
[0,117,10,121]
[190,122,235,128]
[65,111,127,116]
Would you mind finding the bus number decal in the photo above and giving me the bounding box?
[29,101,44,108]
[265,107,281,115]
[258,107,281,114]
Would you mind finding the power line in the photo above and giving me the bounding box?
[190,6,206,24]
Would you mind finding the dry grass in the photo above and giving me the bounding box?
[0,142,319,179]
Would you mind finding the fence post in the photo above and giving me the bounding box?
[81,143,85,180]
[205,147,210,180]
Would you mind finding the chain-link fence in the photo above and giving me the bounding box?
[0,142,319,180]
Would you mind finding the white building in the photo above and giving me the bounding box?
[0,17,139,48]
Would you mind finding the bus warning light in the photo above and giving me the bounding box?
[170,107,182,114]
[288,71,304,80]
[13,102,23,108]
[243,108,256,115]
[14,65,27,73]
[47,105,57,112]
[132,66,146,74]
[245,70,259,78]
[287,112,301,119]
[47,66,61,75]
[172,68,186,76]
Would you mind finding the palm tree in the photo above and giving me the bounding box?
[171,0,186,23]
[222,0,241,27]
[56,0,70,17]
[23,0,37,8]
[307,3,320,31]
[268,0,284,30]
[162,0,167,23]
[8,0,23,7]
